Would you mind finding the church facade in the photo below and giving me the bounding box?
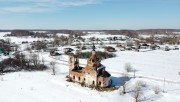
[68,48,111,87]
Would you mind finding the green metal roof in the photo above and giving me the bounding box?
[0,48,5,54]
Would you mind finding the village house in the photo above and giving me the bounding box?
[50,50,61,56]
[140,43,149,49]
[43,47,58,52]
[68,45,111,87]
[104,46,116,52]
[0,48,5,54]
[10,44,19,52]
[116,44,125,51]
[149,44,160,50]
[63,48,74,53]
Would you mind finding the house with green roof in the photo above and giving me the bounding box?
[0,48,5,54]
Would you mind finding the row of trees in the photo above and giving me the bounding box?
[76,51,116,59]
[27,35,70,51]
[139,34,180,44]
[104,30,139,38]
[0,53,47,73]
[8,30,53,38]
[53,35,70,46]
[31,41,47,50]
[7,30,79,38]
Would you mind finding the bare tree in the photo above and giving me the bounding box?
[121,75,130,94]
[19,53,25,69]
[25,43,31,51]
[14,53,26,69]
[53,36,59,46]
[36,41,47,51]
[68,35,72,46]
[0,62,4,73]
[15,45,19,51]
[133,68,136,79]
[6,38,11,44]
[42,56,45,66]
[145,34,155,44]
[31,53,39,67]
[132,81,144,102]
[24,52,31,68]
[50,60,56,75]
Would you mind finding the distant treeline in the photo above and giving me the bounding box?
[1,29,180,37]
[135,29,180,34]
[3,30,49,38]
[103,30,138,38]
[2,30,83,37]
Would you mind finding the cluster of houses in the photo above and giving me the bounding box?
[71,36,127,46]
[67,32,180,52]
[64,41,179,54]
[1,33,179,58]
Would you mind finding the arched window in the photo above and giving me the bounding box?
[78,77,80,81]
[98,81,101,86]
[84,78,86,81]
[92,81,95,85]
[92,59,95,63]
[73,76,75,79]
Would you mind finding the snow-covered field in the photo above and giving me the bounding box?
[1,32,180,102]
[103,50,180,82]
[0,32,53,44]
[81,33,126,39]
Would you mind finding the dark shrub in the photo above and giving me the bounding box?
[66,77,73,82]
[81,81,85,87]
[0,58,48,73]
[77,51,116,59]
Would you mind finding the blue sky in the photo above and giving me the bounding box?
[0,0,180,30]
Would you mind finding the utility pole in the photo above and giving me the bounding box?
[20,53,23,69]
[163,78,166,93]
[134,68,136,79]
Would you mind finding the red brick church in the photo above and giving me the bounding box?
[68,45,111,87]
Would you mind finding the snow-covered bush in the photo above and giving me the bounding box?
[124,63,133,72]
[153,86,161,94]
[66,77,73,82]
[135,80,147,88]
[1,77,4,81]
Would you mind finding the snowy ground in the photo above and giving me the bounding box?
[103,49,180,82]
[1,66,180,102]
[1,32,180,102]
[0,32,53,44]
[81,33,126,39]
